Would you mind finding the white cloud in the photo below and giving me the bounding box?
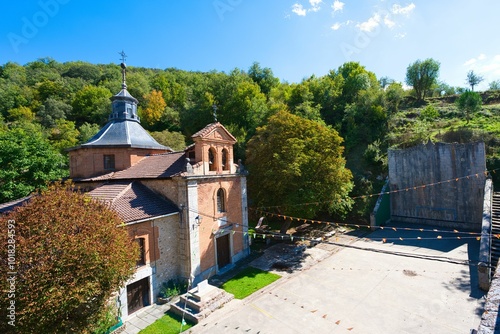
[482,62,500,74]
[357,13,381,32]
[353,3,415,35]
[384,15,395,28]
[331,22,342,30]
[291,0,323,16]
[292,3,307,16]
[463,54,500,84]
[395,32,407,39]
[463,58,477,67]
[391,3,416,15]
[332,0,344,12]
[463,54,487,67]
[309,0,322,12]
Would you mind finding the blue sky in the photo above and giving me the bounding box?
[1,0,499,90]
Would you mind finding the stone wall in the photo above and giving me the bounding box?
[153,214,182,294]
[477,262,500,333]
[388,141,486,231]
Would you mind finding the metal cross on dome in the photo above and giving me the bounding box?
[118,50,127,88]
[119,50,127,64]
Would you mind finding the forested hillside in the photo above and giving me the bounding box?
[1,57,499,222]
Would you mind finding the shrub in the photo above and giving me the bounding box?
[419,105,439,121]
[158,279,188,299]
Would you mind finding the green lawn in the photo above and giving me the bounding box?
[221,266,281,299]
[138,312,193,334]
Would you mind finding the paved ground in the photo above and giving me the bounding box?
[121,302,171,334]
[186,223,485,334]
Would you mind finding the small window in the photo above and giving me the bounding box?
[103,155,115,170]
[136,238,146,267]
[208,148,216,171]
[217,188,226,213]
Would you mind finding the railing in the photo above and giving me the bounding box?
[478,178,493,291]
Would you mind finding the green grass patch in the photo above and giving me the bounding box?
[138,312,193,334]
[221,266,281,299]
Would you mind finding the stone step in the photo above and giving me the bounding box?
[169,291,234,324]
[168,281,234,324]
[487,194,500,270]
[180,287,230,313]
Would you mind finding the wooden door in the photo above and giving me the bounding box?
[216,234,231,269]
[127,278,150,315]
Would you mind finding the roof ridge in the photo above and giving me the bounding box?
[113,182,134,203]
[148,151,183,157]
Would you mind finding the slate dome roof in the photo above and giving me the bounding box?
[69,64,171,151]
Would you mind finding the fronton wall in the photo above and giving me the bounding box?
[388,141,486,231]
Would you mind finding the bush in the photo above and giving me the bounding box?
[419,105,439,121]
[158,279,188,299]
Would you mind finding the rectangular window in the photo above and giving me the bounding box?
[136,238,146,267]
[103,154,115,170]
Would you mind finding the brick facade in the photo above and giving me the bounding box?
[69,147,169,178]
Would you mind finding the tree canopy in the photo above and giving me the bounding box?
[405,58,440,101]
[0,124,67,202]
[0,182,138,333]
[456,90,482,123]
[246,110,353,231]
[466,70,484,91]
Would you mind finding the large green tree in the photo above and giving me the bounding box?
[0,125,67,202]
[337,62,378,104]
[71,85,112,126]
[150,129,186,151]
[248,62,280,96]
[246,110,353,232]
[37,97,72,128]
[405,58,440,101]
[0,182,138,333]
[456,90,482,123]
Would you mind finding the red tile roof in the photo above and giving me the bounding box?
[88,181,179,223]
[76,152,187,182]
[112,152,186,179]
[192,122,237,142]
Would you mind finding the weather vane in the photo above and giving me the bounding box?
[212,104,218,123]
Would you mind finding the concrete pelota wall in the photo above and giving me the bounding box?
[388,141,486,231]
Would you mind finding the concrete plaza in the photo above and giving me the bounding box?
[188,223,485,334]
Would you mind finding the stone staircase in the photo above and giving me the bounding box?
[169,280,234,324]
[491,192,500,270]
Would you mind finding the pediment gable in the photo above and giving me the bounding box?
[192,122,237,144]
